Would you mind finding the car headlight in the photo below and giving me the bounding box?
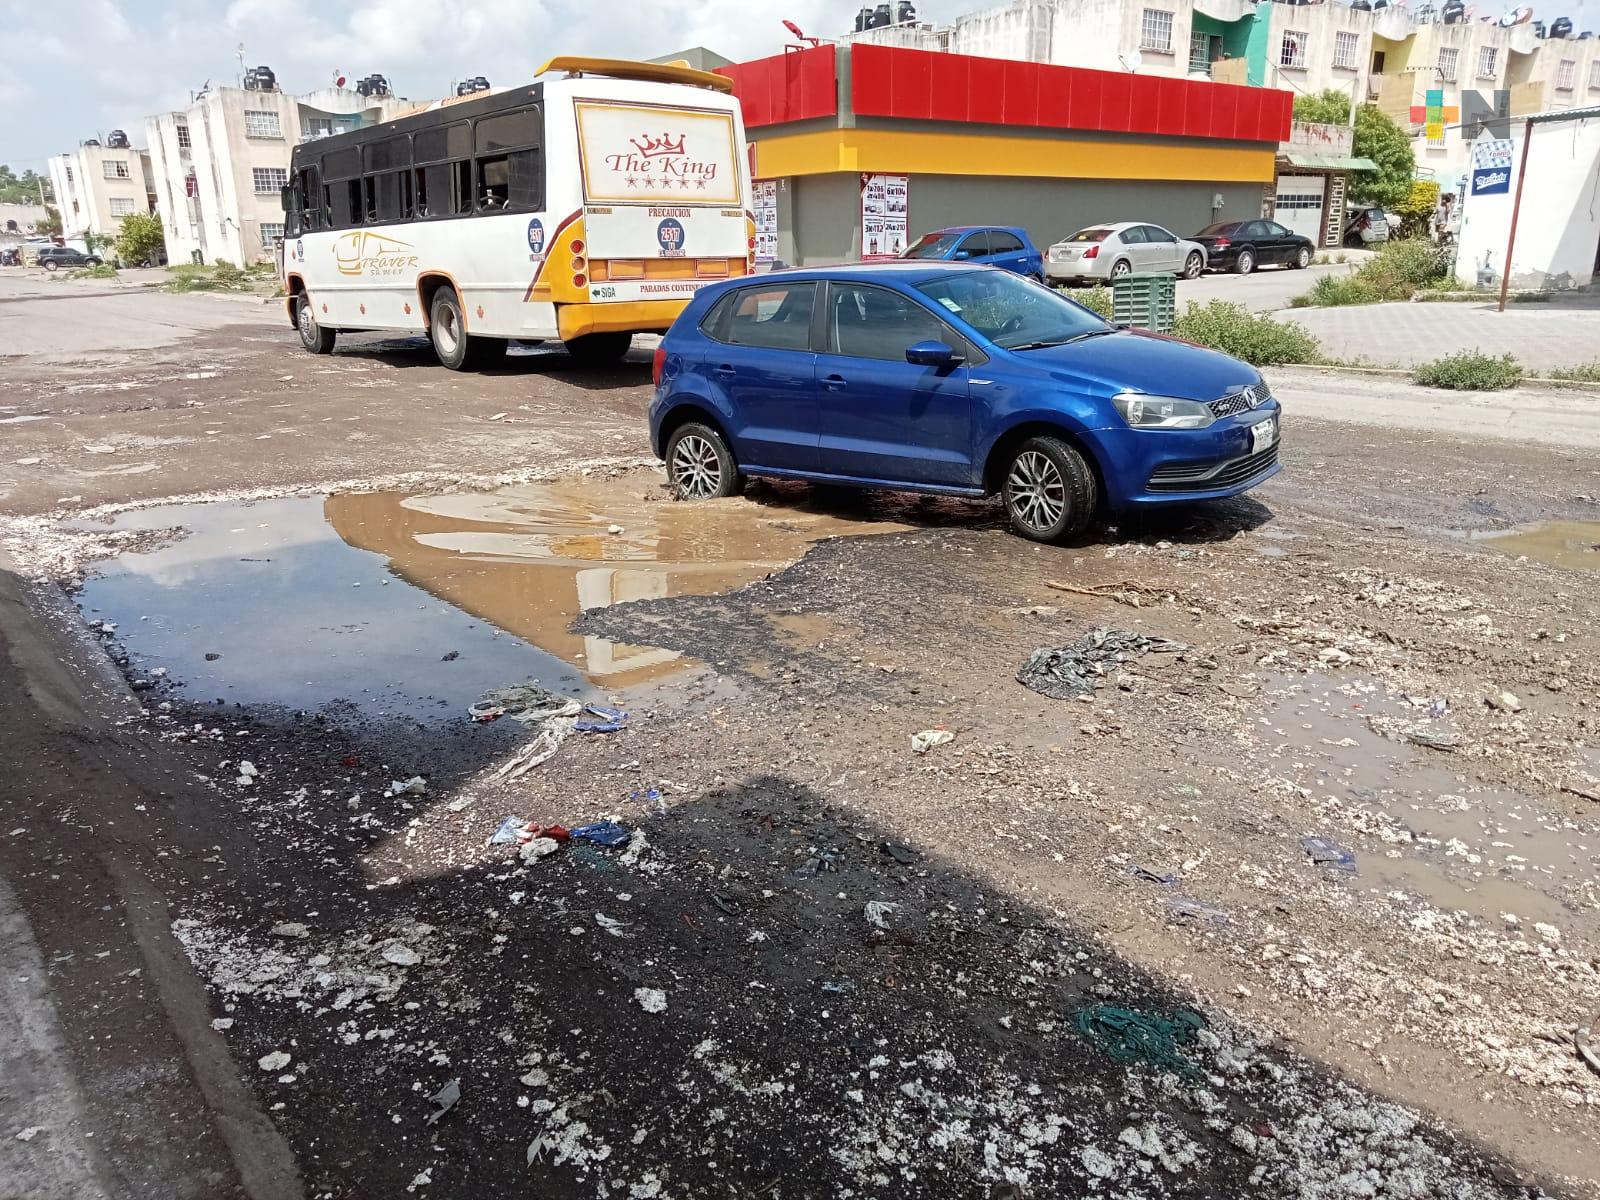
[1111,392,1215,430]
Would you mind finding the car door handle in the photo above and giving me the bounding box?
[713,363,735,377]
[822,373,847,391]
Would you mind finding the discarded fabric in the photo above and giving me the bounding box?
[1163,895,1230,925]
[1127,865,1177,886]
[574,703,628,733]
[911,728,954,755]
[1074,1005,1205,1074]
[571,821,630,848]
[1301,835,1357,875]
[425,1078,460,1126]
[1016,628,1188,700]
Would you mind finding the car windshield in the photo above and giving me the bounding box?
[1063,228,1112,242]
[914,270,1111,351]
[901,232,963,259]
[1196,223,1239,236]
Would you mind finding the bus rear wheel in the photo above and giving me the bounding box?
[429,286,499,371]
[563,332,633,365]
[297,295,336,355]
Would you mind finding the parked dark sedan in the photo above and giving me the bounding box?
[35,246,103,272]
[1191,219,1314,274]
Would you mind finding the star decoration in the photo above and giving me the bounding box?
[678,178,690,189]
[625,176,638,188]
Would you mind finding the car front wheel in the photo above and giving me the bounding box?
[1292,246,1311,269]
[666,422,742,500]
[1002,436,1097,543]
[1182,252,1203,279]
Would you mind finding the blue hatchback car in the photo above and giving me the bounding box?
[649,264,1281,543]
[900,226,1045,282]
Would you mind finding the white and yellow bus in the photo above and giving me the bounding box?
[280,57,754,369]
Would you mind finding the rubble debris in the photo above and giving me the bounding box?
[382,944,423,967]
[1300,835,1357,876]
[1074,1005,1206,1074]
[910,728,954,755]
[14,1127,42,1142]
[469,682,580,726]
[571,821,630,848]
[1127,865,1177,886]
[595,914,628,937]
[519,838,561,864]
[270,922,311,939]
[440,650,460,662]
[1016,629,1188,700]
[1163,895,1230,926]
[634,987,667,1014]
[1579,1009,1599,1077]
[385,776,427,798]
[1485,690,1523,713]
[424,1078,461,1125]
[795,851,841,878]
[1365,714,1463,752]
[880,841,919,865]
[258,1051,291,1072]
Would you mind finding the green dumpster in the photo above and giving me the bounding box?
[1111,273,1177,333]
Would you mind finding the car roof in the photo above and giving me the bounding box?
[731,261,1005,286]
[924,225,1025,236]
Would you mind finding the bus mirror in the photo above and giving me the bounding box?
[280,185,294,214]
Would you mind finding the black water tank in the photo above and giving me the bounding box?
[81,138,100,147]
[244,65,276,91]
[106,129,130,148]
[455,76,491,96]
[867,3,891,27]
[897,0,917,21]
[1532,19,1546,35]
[356,74,391,97]
[1442,0,1465,22]
[1550,15,1573,36]
[855,6,872,30]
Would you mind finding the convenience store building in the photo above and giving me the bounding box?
[717,43,1293,265]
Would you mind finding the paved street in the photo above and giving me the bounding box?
[1283,298,1600,371]
[1,283,1598,1200]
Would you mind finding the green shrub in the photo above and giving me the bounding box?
[1171,300,1321,366]
[1547,361,1600,383]
[1060,285,1112,319]
[1290,274,1379,308]
[66,264,118,280]
[1412,351,1523,391]
[212,259,245,285]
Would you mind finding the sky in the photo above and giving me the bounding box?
[1,0,1593,173]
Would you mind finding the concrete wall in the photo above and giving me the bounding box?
[45,146,152,241]
[788,171,1259,264]
[145,113,205,265]
[1455,121,1600,292]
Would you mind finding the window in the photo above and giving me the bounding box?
[302,117,333,141]
[1477,46,1498,79]
[1590,61,1600,90]
[252,167,287,194]
[708,282,817,350]
[1333,31,1358,71]
[65,165,73,182]
[1119,225,1147,243]
[989,231,1025,254]
[244,110,282,139]
[1280,30,1307,69]
[109,198,136,217]
[1140,225,1178,243]
[103,160,130,179]
[826,283,953,361]
[473,106,544,212]
[413,121,474,217]
[1556,58,1576,91]
[1140,8,1174,53]
[1437,47,1459,82]
[1274,188,1322,211]
[176,123,192,151]
[915,271,1107,350]
[291,165,322,233]
[260,222,284,246]
[957,232,990,257]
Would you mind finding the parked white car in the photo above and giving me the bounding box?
[1045,222,1207,285]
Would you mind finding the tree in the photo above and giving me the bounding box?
[0,164,54,205]
[114,211,165,266]
[1292,89,1417,209]
[35,206,63,237]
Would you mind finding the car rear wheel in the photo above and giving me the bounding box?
[1002,436,1097,543]
[1182,252,1204,279]
[1110,259,1132,281]
[1234,249,1255,275]
[296,295,336,355]
[564,331,633,365]
[1292,246,1311,269]
[665,422,742,500]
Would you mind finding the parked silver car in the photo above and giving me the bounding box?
[1044,222,1207,285]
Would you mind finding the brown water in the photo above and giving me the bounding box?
[76,475,902,719]
[1475,521,1600,572]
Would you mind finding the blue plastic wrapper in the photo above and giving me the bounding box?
[571,820,631,848]
[1301,835,1357,875]
[575,704,628,733]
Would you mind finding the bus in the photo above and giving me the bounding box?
[279,56,754,370]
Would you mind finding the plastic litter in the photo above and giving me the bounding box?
[571,820,630,848]
[880,841,919,865]
[821,981,855,994]
[574,703,628,734]
[1074,1005,1206,1075]
[385,776,427,798]
[911,728,954,755]
[489,816,533,846]
[425,1078,460,1125]
[1016,628,1188,700]
[795,851,841,878]
[634,987,668,1014]
[1301,835,1357,875]
[864,900,901,930]
[470,682,580,726]
[1163,895,1230,925]
[1127,865,1177,886]
[595,913,628,937]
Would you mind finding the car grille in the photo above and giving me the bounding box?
[1147,445,1279,493]
[1208,380,1272,418]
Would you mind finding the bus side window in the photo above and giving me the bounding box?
[450,162,473,215]
[411,168,428,218]
[321,147,362,229]
[414,123,470,221]
[473,106,543,212]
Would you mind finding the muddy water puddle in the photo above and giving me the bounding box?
[75,475,901,720]
[1264,675,1595,927]
[1473,521,1600,572]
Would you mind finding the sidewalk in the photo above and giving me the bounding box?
[1281,300,1600,370]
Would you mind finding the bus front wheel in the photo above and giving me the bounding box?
[297,296,336,355]
[563,332,632,365]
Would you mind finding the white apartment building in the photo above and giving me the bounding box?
[845,1,1600,191]
[46,142,156,241]
[146,73,415,266]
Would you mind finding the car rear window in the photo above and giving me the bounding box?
[1064,228,1111,242]
[901,232,961,260]
[1197,223,1240,236]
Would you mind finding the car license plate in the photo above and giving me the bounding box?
[1251,414,1279,453]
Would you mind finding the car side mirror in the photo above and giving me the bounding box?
[953,249,971,260]
[906,340,962,367]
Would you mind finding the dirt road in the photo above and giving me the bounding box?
[1,286,1596,1199]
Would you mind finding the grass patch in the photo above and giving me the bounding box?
[1291,238,1454,307]
[1546,361,1600,383]
[160,259,269,294]
[1171,300,1322,367]
[65,263,119,280]
[1412,351,1523,391]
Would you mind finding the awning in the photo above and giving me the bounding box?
[1283,153,1378,171]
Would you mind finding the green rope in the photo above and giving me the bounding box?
[1074,1005,1207,1075]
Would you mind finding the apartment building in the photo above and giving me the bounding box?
[145,71,416,266]
[46,141,156,241]
[845,1,1600,192]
